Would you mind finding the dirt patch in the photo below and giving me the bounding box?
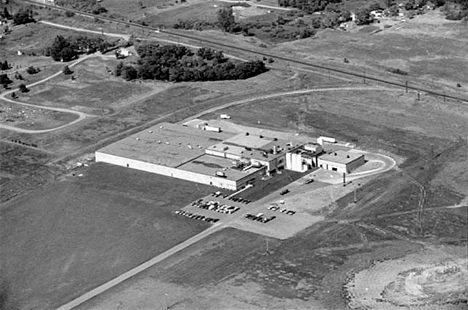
[345,246,467,309]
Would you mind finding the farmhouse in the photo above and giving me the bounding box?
[318,150,365,174]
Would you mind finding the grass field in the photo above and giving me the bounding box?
[0,163,213,310]
[18,56,167,113]
[278,10,468,92]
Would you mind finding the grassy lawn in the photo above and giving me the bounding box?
[0,163,214,310]
[18,56,167,112]
[142,1,220,27]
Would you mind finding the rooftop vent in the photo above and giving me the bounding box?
[334,153,337,156]
[149,130,153,133]
[246,132,249,136]
[259,135,264,138]
[347,155,350,158]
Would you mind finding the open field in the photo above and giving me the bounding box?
[18,56,169,113]
[0,163,213,310]
[278,10,468,92]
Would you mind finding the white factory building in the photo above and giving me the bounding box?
[95,123,365,190]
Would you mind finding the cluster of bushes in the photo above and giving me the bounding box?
[26,66,40,74]
[217,8,316,41]
[12,8,35,25]
[45,35,114,62]
[115,44,268,82]
[173,19,216,31]
[0,74,12,88]
[387,68,408,75]
[441,0,468,20]
[55,0,107,15]
[277,0,342,13]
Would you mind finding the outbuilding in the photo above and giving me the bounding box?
[318,150,365,174]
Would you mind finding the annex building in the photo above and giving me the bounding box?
[96,123,365,190]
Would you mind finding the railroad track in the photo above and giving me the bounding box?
[24,0,468,104]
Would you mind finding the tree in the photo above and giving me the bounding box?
[15,72,23,80]
[114,62,123,76]
[387,5,400,16]
[18,83,29,93]
[217,7,236,32]
[3,8,12,19]
[0,73,12,85]
[1,60,9,70]
[49,36,77,62]
[355,8,373,25]
[121,66,137,80]
[62,65,73,75]
[13,9,34,25]
[26,66,39,74]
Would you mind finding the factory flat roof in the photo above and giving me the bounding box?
[97,122,234,167]
[319,150,364,165]
[207,133,302,162]
[178,154,263,181]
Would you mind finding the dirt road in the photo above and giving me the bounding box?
[0,54,96,133]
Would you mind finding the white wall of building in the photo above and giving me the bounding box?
[95,152,238,190]
[318,155,365,174]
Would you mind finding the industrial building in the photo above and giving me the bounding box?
[317,150,365,174]
[96,122,365,190]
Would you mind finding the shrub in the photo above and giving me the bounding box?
[19,83,29,93]
[62,65,73,75]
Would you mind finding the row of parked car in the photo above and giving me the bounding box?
[175,210,219,223]
[191,199,240,214]
[211,191,251,204]
[245,213,276,224]
[267,205,296,215]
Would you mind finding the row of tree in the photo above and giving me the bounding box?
[55,0,107,15]
[115,44,267,82]
[0,7,35,25]
[46,35,114,62]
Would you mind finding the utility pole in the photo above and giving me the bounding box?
[264,238,270,255]
[343,173,346,186]
[417,91,420,102]
[353,188,357,203]
[405,81,408,93]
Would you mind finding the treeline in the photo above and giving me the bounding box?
[45,35,115,62]
[218,8,316,41]
[0,7,35,25]
[277,0,342,13]
[440,0,468,19]
[115,44,268,82]
[55,0,107,15]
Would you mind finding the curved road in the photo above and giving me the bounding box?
[0,54,97,133]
